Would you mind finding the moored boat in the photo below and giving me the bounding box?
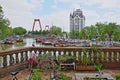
[36,38,42,43]
[4,39,15,44]
[16,38,23,42]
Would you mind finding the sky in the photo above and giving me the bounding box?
[1,0,120,32]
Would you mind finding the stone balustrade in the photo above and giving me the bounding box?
[0,47,120,78]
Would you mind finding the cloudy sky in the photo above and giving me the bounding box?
[1,0,120,32]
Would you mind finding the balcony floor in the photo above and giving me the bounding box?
[0,69,120,80]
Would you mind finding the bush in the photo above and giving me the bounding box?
[30,69,42,80]
[58,55,75,63]
[59,73,72,80]
[116,74,120,80]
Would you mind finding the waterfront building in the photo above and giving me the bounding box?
[70,9,85,32]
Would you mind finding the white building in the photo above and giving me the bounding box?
[70,9,85,32]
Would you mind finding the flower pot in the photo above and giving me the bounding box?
[75,65,96,71]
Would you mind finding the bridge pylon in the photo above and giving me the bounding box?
[32,19,42,31]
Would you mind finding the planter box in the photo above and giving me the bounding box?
[75,65,96,71]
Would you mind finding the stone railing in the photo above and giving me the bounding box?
[0,47,120,78]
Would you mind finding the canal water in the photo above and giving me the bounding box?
[0,38,45,50]
[0,38,48,67]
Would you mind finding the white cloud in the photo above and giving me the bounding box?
[1,0,44,30]
[99,0,120,9]
[1,0,120,32]
[40,9,70,32]
[83,10,100,26]
[56,0,120,9]
[102,12,120,24]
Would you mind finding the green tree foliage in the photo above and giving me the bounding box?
[79,29,87,39]
[73,22,120,41]
[113,29,120,41]
[104,23,118,42]
[13,27,27,35]
[30,30,42,35]
[116,74,120,80]
[95,22,106,40]
[86,25,97,40]
[49,25,63,36]
[0,5,11,39]
[42,30,49,35]
[69,30,79,39]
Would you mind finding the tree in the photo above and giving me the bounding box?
[0,5,11,39]
[49,25,62,36]
[85,25,97,40]
[42,30,49,35]
[104,23,118,44]
[69,30,79,39]
[113,29,120,41]
[95,22,107,41]
[13,27,27,35]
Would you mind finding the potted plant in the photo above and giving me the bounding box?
[116,74,120,80]
[58,55,75,64]
[58,55,76,70]
[75,45,102,71]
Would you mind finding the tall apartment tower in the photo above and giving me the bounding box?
[70,9,85,32]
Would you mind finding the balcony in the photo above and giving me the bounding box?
[0,47,120,79]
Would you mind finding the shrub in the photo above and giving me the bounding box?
[116,74,120,80]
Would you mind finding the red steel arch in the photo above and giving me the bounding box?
[32,19,42,31]
[45,25,49,31]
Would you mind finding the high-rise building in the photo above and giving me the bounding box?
[70,9,85,32]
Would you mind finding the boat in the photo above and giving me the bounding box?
[16,38,23,42]
[35,38,42,43]
[42,41,56,45]
[4,39,15,44]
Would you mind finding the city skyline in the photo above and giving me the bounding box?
[1,0,120,32]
